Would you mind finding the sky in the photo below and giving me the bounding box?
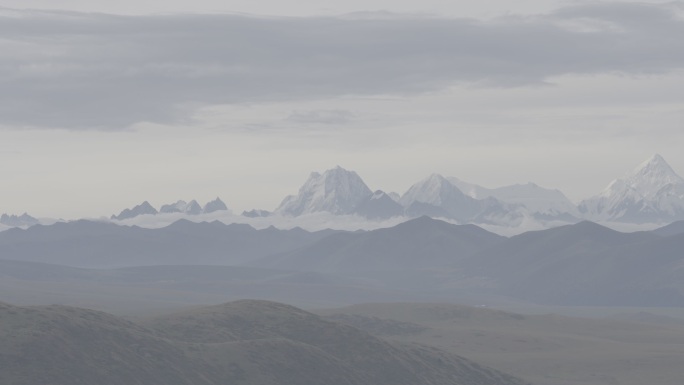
[1,0,683,218]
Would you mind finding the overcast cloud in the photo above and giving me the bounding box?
[1,1,683,129]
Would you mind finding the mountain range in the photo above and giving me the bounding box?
[110,197,229,220]
[266,154,684,226]
[5,154,684,229]
[3,216,684,308]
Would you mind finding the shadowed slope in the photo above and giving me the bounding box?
[147,300,528,385]
[0,300,528,385]
[255,216,504,272]
[0,303,213,385]
[0,219,336,268]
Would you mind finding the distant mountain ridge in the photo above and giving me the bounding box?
[0,218,336,268]
[0,213,39,227]
[4,217,684,307]
[111,197,229,221]
[273,155,683,226]
[7,154,684,229]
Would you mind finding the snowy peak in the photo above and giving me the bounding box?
[276,166,373,216]
[400,174,467,207]
[616,154,684,199]
[580,154,684,223]
[400,174,482,221]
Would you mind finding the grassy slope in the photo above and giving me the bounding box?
[317,302,684,385]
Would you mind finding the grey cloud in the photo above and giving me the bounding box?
[0,2,683,129]
[286,110,355,125]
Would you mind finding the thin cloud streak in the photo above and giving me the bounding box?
[1,2,683,129]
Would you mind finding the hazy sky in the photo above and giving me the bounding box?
[2,0,683,218]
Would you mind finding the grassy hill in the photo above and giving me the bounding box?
[0,300,528,385]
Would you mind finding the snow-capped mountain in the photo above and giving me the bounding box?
[0,213,39,227]
[399,174,486,222]
[276,166,373,216]
[160,200,202,215]
[111,201,158,220]
[449,178,579,221]
[578,154,684,223]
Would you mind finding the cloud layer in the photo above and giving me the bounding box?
[1,2,683,129]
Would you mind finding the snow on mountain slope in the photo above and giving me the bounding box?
[449,177,579,220]
[399,174,484,222]
[579,154,684,223]
[446,177,490,199]
[275,166,373,216]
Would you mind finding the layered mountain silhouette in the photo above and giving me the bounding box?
[4,216,684,307]
[0,219,336,268]
[255,216,503,273]
[460,221,684,305]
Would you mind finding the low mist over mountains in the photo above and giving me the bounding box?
[5,155,684,231]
